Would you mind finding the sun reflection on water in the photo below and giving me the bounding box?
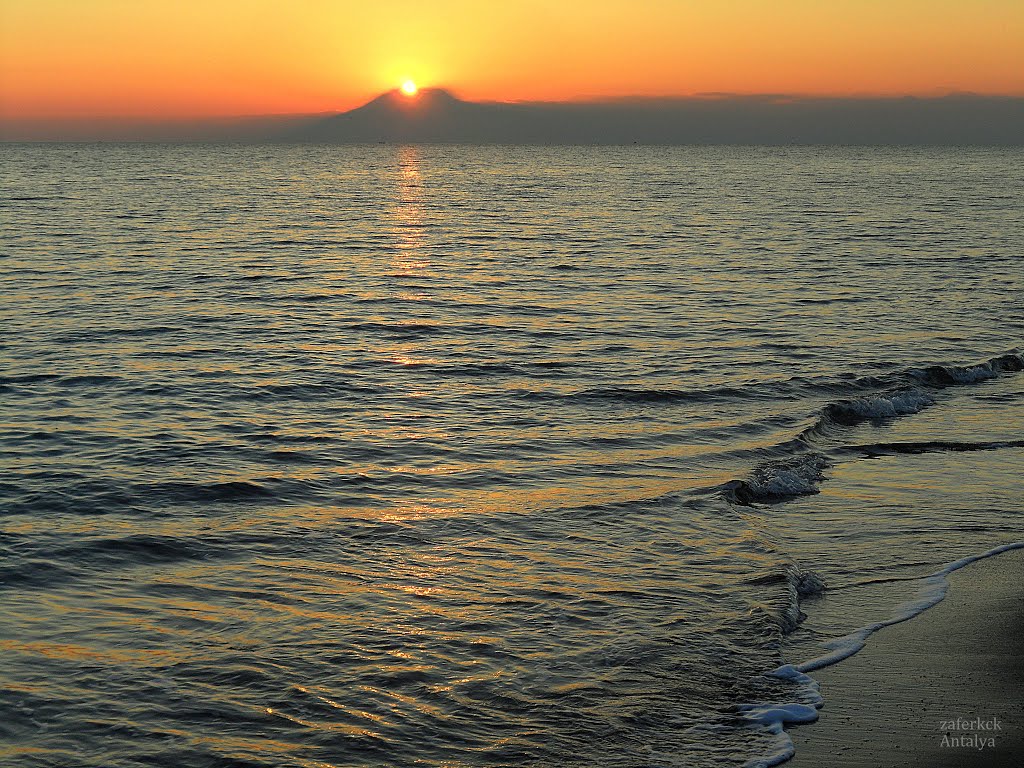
[393,145,427,259]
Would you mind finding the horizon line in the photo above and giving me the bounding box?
[4,89,1024,123]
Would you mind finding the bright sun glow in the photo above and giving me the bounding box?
[400,80,418,96]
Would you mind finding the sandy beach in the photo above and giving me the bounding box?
[788,547,1024,767]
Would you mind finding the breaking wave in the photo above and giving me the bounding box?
[723,455,831,505]
[820,388,935,425]
[717,351,1023,505]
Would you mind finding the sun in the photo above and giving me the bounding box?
[400,80,418,97]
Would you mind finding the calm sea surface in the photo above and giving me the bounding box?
[1,144,1022,767]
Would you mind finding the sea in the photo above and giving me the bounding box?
[1,143,1022,768]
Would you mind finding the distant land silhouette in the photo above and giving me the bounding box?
[4,90,1023,143]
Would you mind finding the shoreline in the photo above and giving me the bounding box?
[785,546,1024,767]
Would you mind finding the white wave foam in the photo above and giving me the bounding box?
[740,666,823,768]
[830,389,934,422]
[742,541,1024,768]
[910,353,1023,387]
[944,364,1000,383]
[741,455,829,502]
[795,540,1024,672]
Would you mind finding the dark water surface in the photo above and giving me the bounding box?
[1,144,1022,767]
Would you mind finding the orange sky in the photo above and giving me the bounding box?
[1,0,1022,118]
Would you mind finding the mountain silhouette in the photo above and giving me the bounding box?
[284,88,545,143]
[281,89,1024,145]
[4,91,1022,143]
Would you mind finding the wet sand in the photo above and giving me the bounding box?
[787,547,1024,767]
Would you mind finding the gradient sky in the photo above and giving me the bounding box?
[2,0,1023,118]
